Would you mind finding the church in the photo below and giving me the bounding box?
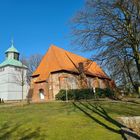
[0,41,28,101]
[31,45,115,102]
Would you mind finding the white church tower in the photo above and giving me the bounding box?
[0,41,28,101]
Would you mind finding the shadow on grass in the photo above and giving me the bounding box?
[20,127,43,140]
[0,123,46,140]
[73,101,140,139]
[124,100,140,105]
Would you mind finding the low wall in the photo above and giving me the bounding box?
[118,117,140,140]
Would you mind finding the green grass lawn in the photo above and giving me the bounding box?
[0,100,140,140]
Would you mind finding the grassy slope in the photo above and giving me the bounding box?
[0,100,140,140]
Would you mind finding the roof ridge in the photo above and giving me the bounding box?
[65,52,79,73]
[50,45,91,61]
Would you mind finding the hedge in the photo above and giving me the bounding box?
[55,88,114,101]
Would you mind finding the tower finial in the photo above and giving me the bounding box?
[11,38,14,47]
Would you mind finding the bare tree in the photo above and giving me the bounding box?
[14,66,27,101]
[65,52,88,89]
[21,54,43,83]
[71,0,140,93]
[107,50,138,93]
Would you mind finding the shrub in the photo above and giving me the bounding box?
[96,88,114,98]
[95,88,106,98]
[55,89,93,101]
[55,90,67,101]
[55,88,114,101]
[72,89,93,100]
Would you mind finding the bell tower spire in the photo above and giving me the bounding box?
[11,38,14,47]
[5,40,20,60]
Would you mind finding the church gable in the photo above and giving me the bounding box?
[32,45,109,83]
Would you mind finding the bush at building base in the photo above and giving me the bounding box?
[55,88,114,101]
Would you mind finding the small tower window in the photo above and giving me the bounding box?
[6,53,8,58]
[14,53,19,60]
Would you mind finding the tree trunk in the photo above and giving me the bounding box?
[132,45,140,78]
[132,46,140,95]
[22,84,24,101]
[124,54,139,94]
[135,55,140,79]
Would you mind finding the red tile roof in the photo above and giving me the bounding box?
[32,45,110,82]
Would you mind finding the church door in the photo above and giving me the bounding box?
[39,89,45,100]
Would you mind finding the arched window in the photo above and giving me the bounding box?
[39,89,45,100]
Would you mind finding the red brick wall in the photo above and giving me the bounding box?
[31,72,113,102]
[92,77,100,88]
[31,82,53,102]
[109,80,116,89]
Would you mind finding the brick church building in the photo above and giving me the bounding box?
[31,45,114,102]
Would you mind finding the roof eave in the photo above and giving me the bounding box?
[0,64,27,69]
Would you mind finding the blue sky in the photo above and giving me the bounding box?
[0,0,94,62]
